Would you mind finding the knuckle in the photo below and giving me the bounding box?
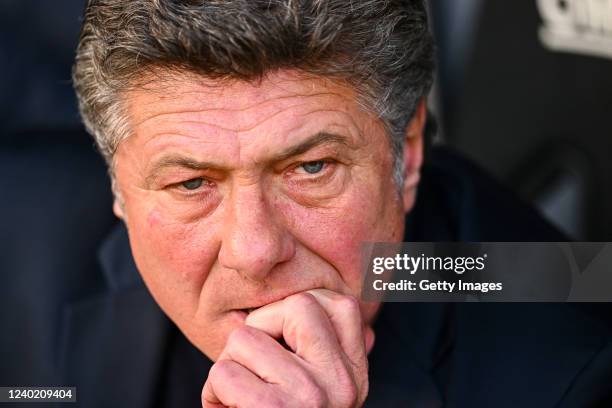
[226,325,257,349]
[333,294,360,315]
[201,391,211,408]
[285,292,318,310]
[208,359,235,381]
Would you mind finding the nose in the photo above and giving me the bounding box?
[218,183,295,282]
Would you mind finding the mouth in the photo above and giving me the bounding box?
[229,307,258,324]
[232,307,258,318]
[230,286,331,317]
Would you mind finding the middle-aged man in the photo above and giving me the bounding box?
[68,0,612,407]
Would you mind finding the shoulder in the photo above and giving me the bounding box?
[407,146,567,241]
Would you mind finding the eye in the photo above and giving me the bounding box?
[181,178,204,190]
[300,161,325,174]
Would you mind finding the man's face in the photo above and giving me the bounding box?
[114,70,422,360]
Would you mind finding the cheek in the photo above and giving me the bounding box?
[128,207,217,310]
[287,182,403,295]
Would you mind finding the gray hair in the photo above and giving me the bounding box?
[73,0,434,186]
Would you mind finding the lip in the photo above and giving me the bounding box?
[229,309,249,325]
[229,306,260,322]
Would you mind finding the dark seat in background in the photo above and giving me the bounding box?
[0,130,116,385]
[439,0,612,240]
[0,1,85,134]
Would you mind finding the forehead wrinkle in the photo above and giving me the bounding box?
[141,132,230,151]
[170,103,306,134]
[130,90,349,129]
[136,92,353,138]
[295,108,369,145]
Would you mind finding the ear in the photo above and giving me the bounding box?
[110,172,126,220]
[401,98,426,212]
[113,199,125,220]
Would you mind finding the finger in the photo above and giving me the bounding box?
[245,292,341,364]
[217,325,311,389]
[246,293,367,407]
[243,301,285,339]
[202,359,278,408]
[305,289,367,365]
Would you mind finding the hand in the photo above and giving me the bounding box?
[202,289,375,407]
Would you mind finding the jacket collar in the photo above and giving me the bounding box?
[98,222,144,291]
[60,222,170,408]
[365,302,452,407]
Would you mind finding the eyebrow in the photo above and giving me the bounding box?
[272,131,352,162]
[144,156,223,187]
[144,131,352,186]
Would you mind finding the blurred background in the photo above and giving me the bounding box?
[430,0,612,242]
[1,0,611,388]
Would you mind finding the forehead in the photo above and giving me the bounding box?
[116,70,391,172]
[124,70,366,131]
